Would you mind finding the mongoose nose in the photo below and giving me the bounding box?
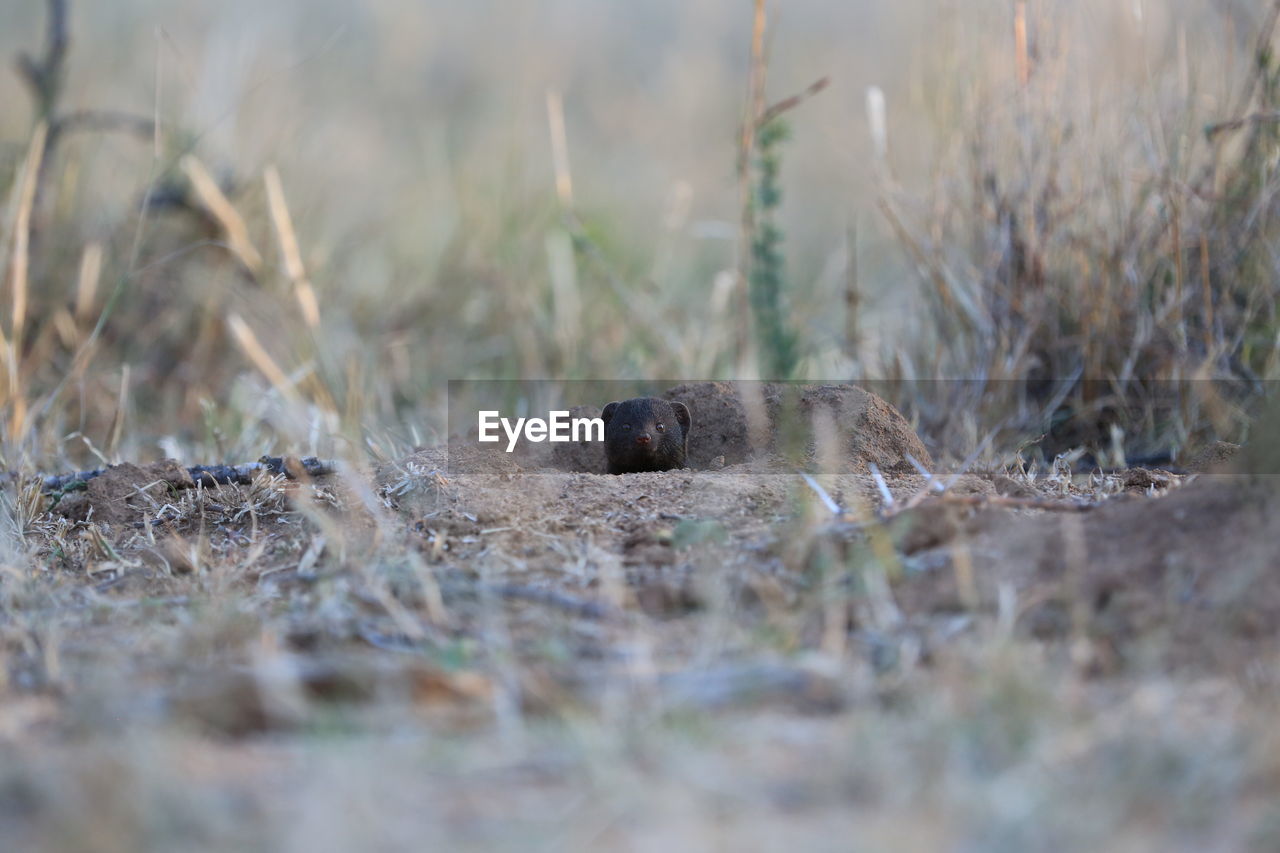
[635,434,652,446]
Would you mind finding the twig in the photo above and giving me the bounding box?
[187,456,340,487]
[41,456,341,493]
[757,77,830,129]
[15,0,69,122]
[1204,110,1280,140]
[930,493,1096,513]
[486,583,618,622]
[50,109,155,143]
[14,1,157,220]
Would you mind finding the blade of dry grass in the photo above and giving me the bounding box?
[227,312,303,409]
[73,242,103,328]
[3,122,49,442]
[732,0,769,371]
[263,165,320,329]
[8,122,46,348]
[181,154,263,275]
[545,90,574,209]
[1014,1,1030,89]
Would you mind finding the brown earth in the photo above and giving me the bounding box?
[41,382,1277,679]
[52,460,194,531]
[892,475,1280,674]
[12,381,1280,849]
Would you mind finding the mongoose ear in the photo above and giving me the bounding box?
[602,402,620,424]
[669,401,691,433]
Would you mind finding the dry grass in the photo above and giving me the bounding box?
[877,1,1280,460]
[2,1,1280,850]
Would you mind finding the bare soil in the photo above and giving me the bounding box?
[39,382,1277,679]
[9,382,1280,849]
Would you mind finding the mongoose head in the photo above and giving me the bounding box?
[601,397,691,474]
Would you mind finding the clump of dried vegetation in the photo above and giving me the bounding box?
[878,2,1280,461]
[2,1,1280,850]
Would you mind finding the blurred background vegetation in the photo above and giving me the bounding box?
[0,0,1276,469]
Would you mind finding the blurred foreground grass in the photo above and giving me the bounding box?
[3,2,1280,851]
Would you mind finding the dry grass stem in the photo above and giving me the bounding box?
[181,154,263,275]
[263,165,320,329]
[226,312,304,408]
[545,90,574,209]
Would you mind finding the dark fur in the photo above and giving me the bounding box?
[601,397,691,475]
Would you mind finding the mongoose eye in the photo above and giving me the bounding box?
[655,423,665,432]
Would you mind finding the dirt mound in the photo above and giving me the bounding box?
[796,383,934,473]
[52,460,194,531]
[663,381,932,473]
[659,381,760,469]
[517,404,608,474]
[446,440,525,476]
[892,476,1280,673]
[1184,440,1242,473]
[446,382,930,476]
